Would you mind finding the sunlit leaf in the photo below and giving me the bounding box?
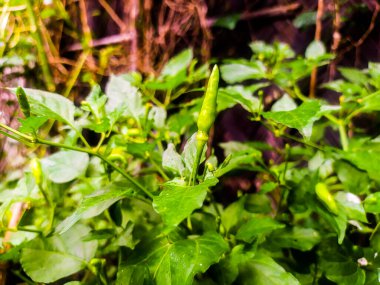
[236,217,285,243]
[153,178,218,228]
[236,253,300,285]
[41,150,89,183]
[220,62,266,84]
[21,224,97,283]
[56,187,134,234]
[10,88,76,125]
[162,143,185,176]
[268,227,321,251]
[123,232,228,285]
[263,100,322,138]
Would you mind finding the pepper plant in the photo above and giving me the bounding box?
[1,42,380,285]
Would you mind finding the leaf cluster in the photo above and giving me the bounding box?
[1,42,380,285]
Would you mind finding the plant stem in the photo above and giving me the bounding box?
[189,140,205,186]
[281,133,325,151]
[63,51,89,98]
[25,0,55,92]
[0,129,31,145]
[338,121,349,151]
[0,123,34,142]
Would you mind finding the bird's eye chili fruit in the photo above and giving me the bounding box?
[190,65,219,185]
[196,65,219,143]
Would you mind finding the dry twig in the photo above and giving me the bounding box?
[309,0,324,98]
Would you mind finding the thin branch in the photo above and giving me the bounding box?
[329,0,341,80]
[309,0,324,98]
[2,202,28,249]
[205,3,301,27]
[63,51,89,98]
[66,3,300,53]
[65,33,132,52]
[25,0,55,92]
[338,3,379,61]
[98,0,127,32]
[125,0,139,71]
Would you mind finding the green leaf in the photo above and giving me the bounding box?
[162,143,185,176]
[339,67,368,85]
[220,62,266,84]
[85,117,111,133]
[182,133,206,176]
[236,217,285,243]
[249,41,295,60]
[293,11,317,28]
[322,80,365,97]
[236,253,300,285]
[315,204,347,244]
[263,100,322,138]
[153,178,218,228]
[213,14,240,30]
[249,41,274,57]
[218,84,264,113]
[145,75,187,90]
[148,106,166,129]
[260,182,278,194]
[116,264,152,285]
[124,232,228,285]
[82,229,116,241]
[10,88,76,125]
[335,160,370,195]
[271,94,297,112]
[319,237,365,285]
[41,150,89,183]
[361,90,380,112]
[56,187,134,234]
[268,227,321,251]
[364,192,380,213]
[305,40,326,59]
[245,194,272,214]
[105,75,145,121]
[343,150,380,182]
[335,191,367,222]
[221,195,253,233]
[160,49,193,78]
[21,224,97,283]
[18,116,48,133]
[216,245,255,284]
[215,142,262,177]
[82,84,107,118]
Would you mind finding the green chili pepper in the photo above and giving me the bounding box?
[315,182,338,215]
[196,65,219,143]
[190,65,219,185]
[16,87,31,118]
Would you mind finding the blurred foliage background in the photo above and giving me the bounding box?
[0,0,379,173]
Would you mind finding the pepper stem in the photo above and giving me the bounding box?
[189,136,207,186]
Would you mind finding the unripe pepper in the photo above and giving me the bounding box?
[16,87,31,118]
[190,65,219,185]
[315,182,338,215]
[196,65,219,143]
